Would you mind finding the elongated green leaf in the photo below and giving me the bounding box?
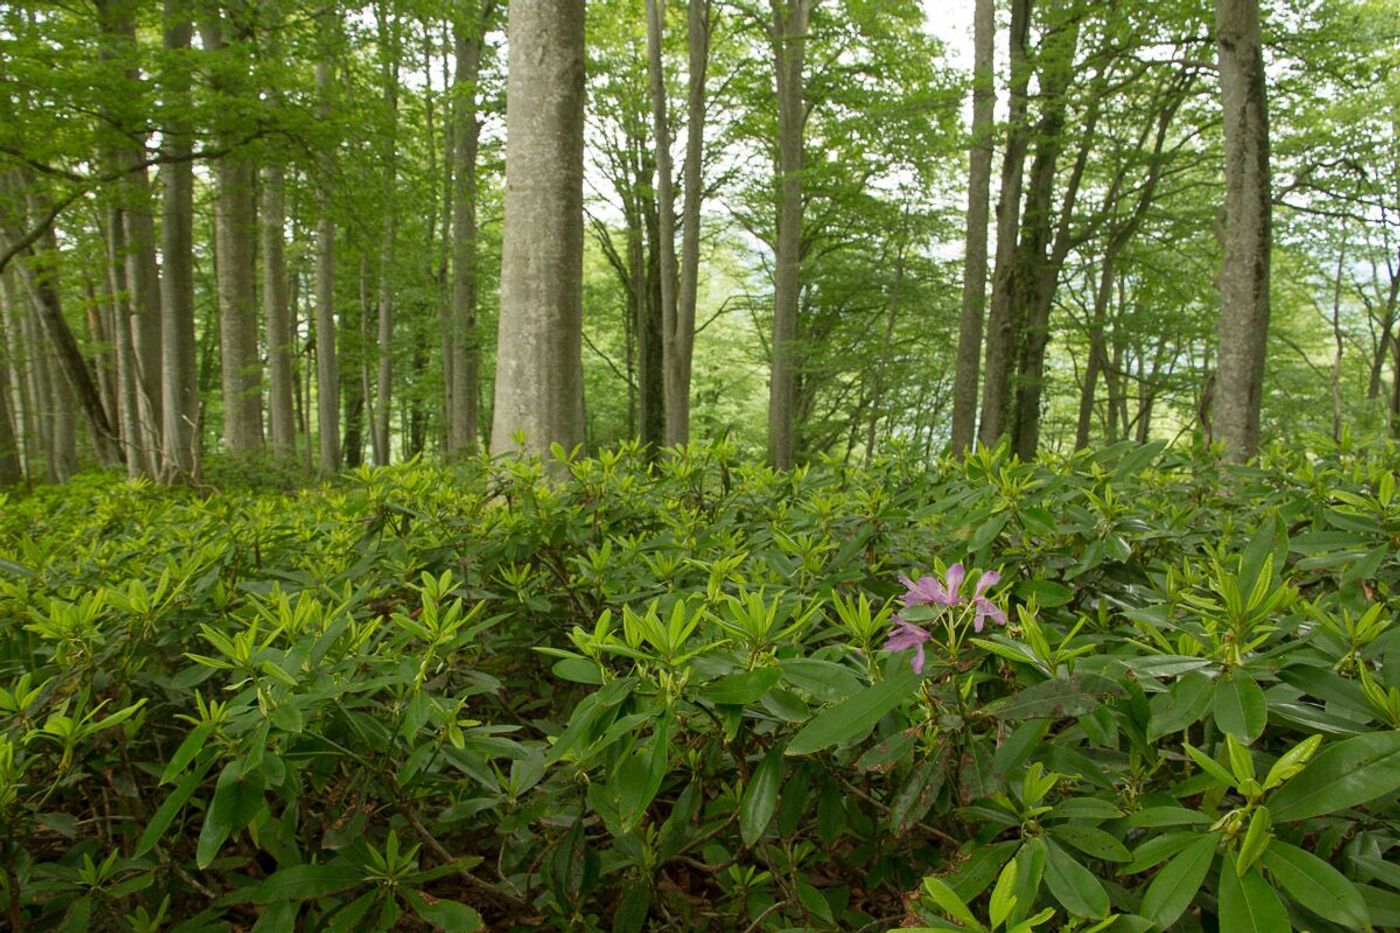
[252,863,363,904]
[920,874,981,929]
[136,758,213,857]
[786,668,919,756]
[701,667,781,705]
[407,893,484,932]
[741,746,784,846]
[1213,669,1267,743]
[1269,731,1400,822]
[1148,671,1215,741]
[1041,838,1109,919]
[1140,833,1218,930]
[982,676,1114,721]
[1218,856,1288,933]
[1049,825,1130,863]
[1260,841,1370,929]
[196,761,265,869]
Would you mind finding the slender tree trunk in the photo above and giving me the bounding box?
[647,0,679,452]
[107,207,150,476]
[449,5,491,455]
[670,0,709,447]
[865,237,906,462]
[201,16,264,454]
[0,277,20,485]
[491,0,587,457]
[1329,242,1346,442]
[950,0,995,456]
[1211,0,1272,461]
[372,2,400,468]
[639,151,666,450]
[1075,258,1113,450]
[83,277,118,432]
[1366,246,1399,401]
[314,57,341,472]
[767,0,815,469]
[263,164,296,457]
[978,0,1032,448]
[159,1,199,478]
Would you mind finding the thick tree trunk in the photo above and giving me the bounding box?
[669,0,709,447]
[647,0,679,452]
[314,57,341,472]
[201,17,264,454]
[767,0,815,469]
[950,0,995,456]
[263,164,297,457]
[978,0,1032,448]
[1211,0,1272,461]
[490,0,586,457]
[160,0,199,479]
[448,5,490,455]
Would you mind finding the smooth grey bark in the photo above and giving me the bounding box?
[1211,0,1272,461]
[977,0,1032,448]
[669,0,709,447]
[491,0,587,458]
[646,0,679,453]
[448,3,493,455]
[767,0,815,469]
[263,164,296,457]
[106,208,151,477]
[0,275,21,485]
[201,16,264,454]
[314,57,341,472]
[2,268,37,475]
[950,0,995,456]
[160,0,198,478]
[371,1,400,468]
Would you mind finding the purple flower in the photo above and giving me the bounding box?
[884,618,932,674]
[898,562,966,608]
[971,570,1006,632]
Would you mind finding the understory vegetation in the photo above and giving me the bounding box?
[2,440,1399,931]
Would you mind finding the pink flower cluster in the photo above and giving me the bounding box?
[884,564,1006,674]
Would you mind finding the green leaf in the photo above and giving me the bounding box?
[981,676,1113,721]
[1213,669,1267,743]
[1148,671,1215,742]
[779,658,862,702]
[1040,837,1109,919]
[1184,742,1236,788]
[252,863,363,903]
[1260,841,1370,929]
[786,667,920,756]
[407,894,484,932]
[1218,855,1288,933]
[159,723,214,785]
[551,657,604,684]
[1012,580,1073,608]
[1268,731,1400,822]
[196,761,266,868]
[890,758,944,834]
[1140,832,1217,930]
[920,874,982,929]
[701,667,781,705]
[990,859,1018,930]
[740,746,784,846]
[137,759,213,857]
[1049,825,1130,863]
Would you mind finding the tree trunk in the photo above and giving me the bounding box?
[263,164,297,457]
[372,1,400,468]
[201,16,264,454]
[670,0,709,447]
[314,57,341,472]
[639,153,666,451]
[1075,258,1113,450]
[491,0,587,458]
[978,0,1032,448]
[160,0,199,479]
[448,4,491,455]
[767,0,815,469]
[950,0,995,456]
[647,0,679,453]
[107,207,151,476]
[1211,0,1272,461]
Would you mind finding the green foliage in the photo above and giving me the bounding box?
[2,438,1399,929]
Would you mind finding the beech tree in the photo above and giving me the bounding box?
[490,0,587,456]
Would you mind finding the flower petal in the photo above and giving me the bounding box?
[911,642,926,674]
[944,563,966,603]
[975,597,1007,627]
[885,620,931,652]
[973,570,1001,598]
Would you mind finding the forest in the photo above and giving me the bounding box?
[2,0,1400,931]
